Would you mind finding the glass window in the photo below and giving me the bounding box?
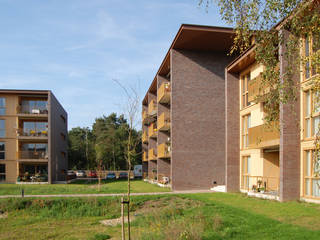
[312,116,320,136]
[306,151,311,176]
[312,179,320,197]
[0,120,5,138]
[0,164,5,181]
[0,98,5,115]
[23,122,48,136]
[0,142,4,160]
[306,91,311,116]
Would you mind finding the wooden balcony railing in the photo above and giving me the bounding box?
[248,123,279,148]
[17,129,48,138]
[17,105,48,115]
[157,82,171,104]
[241,175,279,195]
[142,110,148,124]
[157,143,171,159]
[148,123,157,138]
[142,151,148,161]
[148,148,157,160]
[248,74,269,102]
[142,131,148,143]
[148,100,157,117]
[18,151,48,160]
[158,112,170,131]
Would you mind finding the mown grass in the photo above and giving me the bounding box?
[1,193,320,239]
[0,179,170,195]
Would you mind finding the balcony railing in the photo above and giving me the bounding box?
[17,129,48,138]
[18,150,48,160]
[142,131,148,143]
[157,143,171,159]
[148,100,157,117]
[142,110,148,124]
[241,175,279,195]
[17,105,48,115]
[157,82,171,104]
[142,151,148,161]
[148,123,157,138]
[248,123,279,148]
[158,112,170,131]
[148,148,157,160]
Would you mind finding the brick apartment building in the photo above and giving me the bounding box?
[0,89,68,184]
[142,24,236,190]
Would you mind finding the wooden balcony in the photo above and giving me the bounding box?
[148,123,157,139]
[142,110,148,124]
[248,74,269,102]
[142,131,148,144]
[157,82,171,104]
[148,100,157,117]
[157,143,171,159]
[148,148,157,161]
[142,151,148,162]
[158,112,170,131]
[248,123,279,148]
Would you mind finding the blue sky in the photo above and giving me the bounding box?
[0,0,228,129]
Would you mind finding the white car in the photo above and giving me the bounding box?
[76,170,86,177]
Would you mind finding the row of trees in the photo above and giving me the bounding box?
[68,113,142,170]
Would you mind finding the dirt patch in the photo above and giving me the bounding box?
[100,216,135,226]
[0,211,7,219]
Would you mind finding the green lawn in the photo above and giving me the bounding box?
[0,193,320,239]
[0,180,170,195]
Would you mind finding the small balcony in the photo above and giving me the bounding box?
[248,74,269,103]
[142,151,148,162]
[17,129,48,140]
[241,175,279,199]
[148,123,157,139]
[148,100,157,117]
[157,82,171,104]
[158,112,170,131]
[157,143,171,159]
[142,131,148,144]
[248,123,279,148]
[18,150,48,161]
[148,148,157,161]
[17,105,48,118]
[142,110,148,124]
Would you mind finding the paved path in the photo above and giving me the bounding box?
[0,190,214,199]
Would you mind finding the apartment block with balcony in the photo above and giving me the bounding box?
[142,24,236,190]
[0,89,68,184]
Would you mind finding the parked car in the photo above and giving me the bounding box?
[88,170,97,178]
[67,170,76,180]
[118,172,128,180]
[106,172,116,180]
[76,170,86,178]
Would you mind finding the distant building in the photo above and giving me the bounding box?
[0,89,68,184]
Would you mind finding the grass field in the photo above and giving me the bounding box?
[1,193,320,239]
[0,180,170,195]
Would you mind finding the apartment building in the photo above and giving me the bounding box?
[0,89,68,184]
[142,24,236,190]
[225,26,320,202]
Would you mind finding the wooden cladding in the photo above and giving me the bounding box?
[148,100,157,116]
[248,74,269,103]
[248,123,279,148]
[148,148,157,160]
[148,123,157,138]
[142,151,148,161]
[157,143,171,159]
[142,131,148,143]
[157,82,171,104]
[158,112,170,131]
[142,110,148,124]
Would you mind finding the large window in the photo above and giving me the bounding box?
[0,142,4,160]
[241,73,251,108]
[304,34,319,80]
[242,114,251,149]
[304,150,320,198]
[0,98,5,115]
[0,120,5,138]
[0,164,5,181]
[304,90,320,138]
[20,143,48,159]
[22,122,48,136]
[21,99,47,114]
[241,156,251,190]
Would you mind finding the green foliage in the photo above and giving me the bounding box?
[68,113,141,170]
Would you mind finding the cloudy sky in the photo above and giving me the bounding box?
[0,0,228,129]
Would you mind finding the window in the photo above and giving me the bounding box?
[0,142,4,160]
[0,164,5,181]
[242,114,251,148]
[0,120,5,138]
[0,98,5,115]
[304,90,320,138]
[241,73,251,108]
[241,156,251,190]
[60,133,66,141]
[61,151,66,158]
[21,99,47,114]
[23,121,48,136]
[304,150,320,198]
[304,34,319,80]
[60,115,66,123]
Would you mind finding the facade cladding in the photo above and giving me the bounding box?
[143,18,320,203]
[0,90,68,184]
[142,25,236,190]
